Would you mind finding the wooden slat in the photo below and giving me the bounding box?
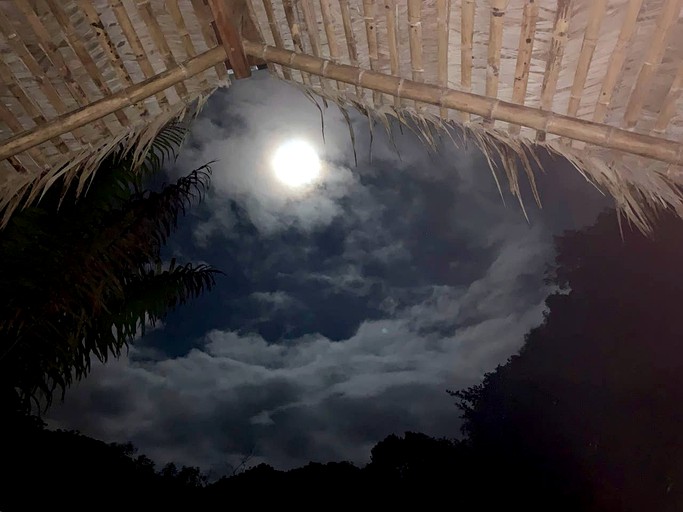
[461,0,475,122]
[261,0,292,79]
[0,58,71,154]
[537,0,574,142]
[485,0,509,127]
[208,0,251,79]
[0,45,228,161]
[437,0,450,119]
[44,0,129,128]
[384,0,400,108]
[245,41,683,166]
[592,0,643,123]
[566,0,607,119]
[189,0,229,82]
[136,0,189,98]
[110,0,171,106]
[78,1,133,89]
[0,97,47,167]
[407,0,424,111]
[623,0,683,129]
[362,0,381,105]
[166,0,211,91]
[10,0,111,137]
[509,0,538,135]
[653,63,683,135]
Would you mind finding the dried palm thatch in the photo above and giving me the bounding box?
[0,0,230,224]
[1,0,683,232]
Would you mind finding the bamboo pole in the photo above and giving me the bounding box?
[407,0,424,111]
[537,0,574,141]
[319,0,343,91]
[623,0,683,129]
[384,0,401,108]
[592,0,643,123]
[338,0,363,99]
[300,0,322,56]
[654,63,683,135]
[437,0,450,119]
[485,0,509,127]
[189,0,229,82]
[243,40,683,166]
[0,46,227,162]
[299,0,325,89]
[566,0,607,119]
[261,0,292,80]
[509,0,538,136]
[282,0,310,84]
[461,0,475,122]
[361,0,381,105]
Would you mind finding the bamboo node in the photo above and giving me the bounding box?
[397,78,405,98]
[357,69,366,87]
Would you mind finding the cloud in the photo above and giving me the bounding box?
[48,218,552,471]
[47,71,607,474]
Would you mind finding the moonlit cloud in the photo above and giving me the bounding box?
[47,71,608,473]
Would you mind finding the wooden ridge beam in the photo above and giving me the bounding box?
[208,0,251,79]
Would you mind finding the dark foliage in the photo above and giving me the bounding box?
[452,210,683,511]
[0,125,220,411]
[4,206,683,509]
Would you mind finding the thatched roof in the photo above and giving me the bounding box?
[0,0,229,221]
[1,1,683,230]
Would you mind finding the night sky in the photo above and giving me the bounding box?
[47,71,608,475]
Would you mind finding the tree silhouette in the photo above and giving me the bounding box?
[452,210,683,511]
[0,125,220,412]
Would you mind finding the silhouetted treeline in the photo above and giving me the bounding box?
[450,210,683,512]
[5,210,683,510]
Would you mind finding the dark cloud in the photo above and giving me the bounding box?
[47,72,608,472]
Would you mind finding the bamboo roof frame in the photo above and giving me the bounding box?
[0,0,682,232]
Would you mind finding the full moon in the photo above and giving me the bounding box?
[272,139,321,188]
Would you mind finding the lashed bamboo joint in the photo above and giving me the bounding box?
[0,0,682,231]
